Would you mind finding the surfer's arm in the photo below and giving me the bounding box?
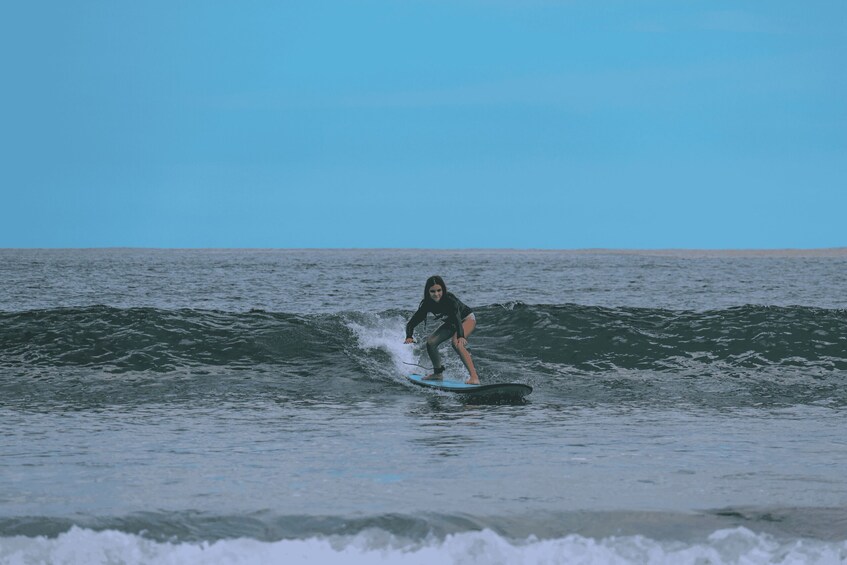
[405,306,427,339]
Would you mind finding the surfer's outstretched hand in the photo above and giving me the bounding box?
[404,338,414,344]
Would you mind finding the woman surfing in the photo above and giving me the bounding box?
[404,275,480,384]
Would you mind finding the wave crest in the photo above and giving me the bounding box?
[1,304,844,373]
[1,526,844,565]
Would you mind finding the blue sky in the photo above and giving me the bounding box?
[1,1,844,248]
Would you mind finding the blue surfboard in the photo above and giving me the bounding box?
[406,374,532,399]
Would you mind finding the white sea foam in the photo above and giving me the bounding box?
[347,315,423,377]
[1,527,845,565]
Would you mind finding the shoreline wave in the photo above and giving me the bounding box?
[1,525,845,565]
[3,507,847,543]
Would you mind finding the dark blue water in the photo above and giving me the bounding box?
[1,249,846,564]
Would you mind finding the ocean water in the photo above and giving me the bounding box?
[1,248,846,564]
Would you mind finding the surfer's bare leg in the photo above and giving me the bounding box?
[452,317,479,384]
[424,324,454,380]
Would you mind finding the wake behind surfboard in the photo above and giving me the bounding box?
[406,374,532,399]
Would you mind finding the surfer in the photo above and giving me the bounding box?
[404,275,480,384]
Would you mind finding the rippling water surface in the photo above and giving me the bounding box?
[1,249,846,564]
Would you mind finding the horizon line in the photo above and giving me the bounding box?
[2,247,845,256]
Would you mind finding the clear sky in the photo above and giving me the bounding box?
[1,1,844,249]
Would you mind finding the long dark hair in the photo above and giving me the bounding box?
[421,275,447,305]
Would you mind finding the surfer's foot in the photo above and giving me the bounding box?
[423,367,445,381]
[466,378,480,385]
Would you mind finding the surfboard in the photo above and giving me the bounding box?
[406,374,532,399]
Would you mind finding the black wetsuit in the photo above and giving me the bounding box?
[405,292,474,340]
